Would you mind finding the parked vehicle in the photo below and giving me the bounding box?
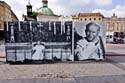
[106,32,114,43]
[106,32,125,44]
[113,32,124,44]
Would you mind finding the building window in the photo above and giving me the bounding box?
[117,23,119,31]
[99,18,101,20]
[89,18,91,20]
[85,18,87,21]
[0,24,2,29]
[1,16,4,21]
[94,18,96,20]
[80,18,82,21]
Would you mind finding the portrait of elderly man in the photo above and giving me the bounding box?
[75,22,105,61]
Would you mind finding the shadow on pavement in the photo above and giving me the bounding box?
[75,75,125,83]
[106,56,125,63]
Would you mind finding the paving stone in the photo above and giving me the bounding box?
[22,79,36,83]
[62,78,76,83]
[75,75,125,83]
[49,78,62,83]
[36,78,49,83]
[7,79,22,83]
[0,80,9,83]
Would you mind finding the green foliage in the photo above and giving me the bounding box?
[32,11,37,16]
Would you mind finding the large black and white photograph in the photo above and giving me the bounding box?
[5,21,73,63]
[73,22,106,61]
[5,21,106,63]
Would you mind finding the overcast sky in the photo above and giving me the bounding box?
[3,0,125,20]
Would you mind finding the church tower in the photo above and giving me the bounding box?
[26,0,32,17]
[42,0,48,7]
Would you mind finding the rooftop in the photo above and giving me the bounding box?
[79,12,104,17]
[37,7,54,15]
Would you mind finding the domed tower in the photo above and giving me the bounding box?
[37,0,54,15]
[26,0,32,17]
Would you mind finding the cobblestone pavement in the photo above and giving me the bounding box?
[0,62,125,79]
[0,41,125,82]
[0,75,125,83]
[106,44,125,55]
[0,61,125,82]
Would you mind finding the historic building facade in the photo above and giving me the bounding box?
[70,12,125,33]
[36,0,60,21]
[103,13,125,33]
[103,13,125,43]
[0,1,11,31]
[0,1,18,39]
[72,12,104,22]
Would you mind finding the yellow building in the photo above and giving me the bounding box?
[11,10,18,21]
[72,12,104,22]
[0,1,11,30]
[0,1,18,39]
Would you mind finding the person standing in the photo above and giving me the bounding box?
[31,41,45,60]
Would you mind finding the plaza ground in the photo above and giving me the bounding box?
[0,40,125,83]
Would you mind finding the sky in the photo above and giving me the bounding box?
[3,0,125,20]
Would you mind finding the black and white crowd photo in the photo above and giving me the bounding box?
[4,21,73,63]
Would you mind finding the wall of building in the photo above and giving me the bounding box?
[71,13,104,22]
[0,1,18,39]
[37,14,59,21]
[103,14,125,33]
[0,2,5,31]
[0,1,18,31]
[59,16,73,21]
[78,16,103,22]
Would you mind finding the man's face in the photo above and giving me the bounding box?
[86,25,99,41]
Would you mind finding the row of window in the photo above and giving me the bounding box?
[5,15,11,21]
[0,15,11,21]
[108,27,124,32]
[80,18,102,21]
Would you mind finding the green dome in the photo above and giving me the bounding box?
[37,7,54,15]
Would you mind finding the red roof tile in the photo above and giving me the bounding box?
[79,12,104,17]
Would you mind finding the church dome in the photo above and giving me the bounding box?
[37,7,54,15]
